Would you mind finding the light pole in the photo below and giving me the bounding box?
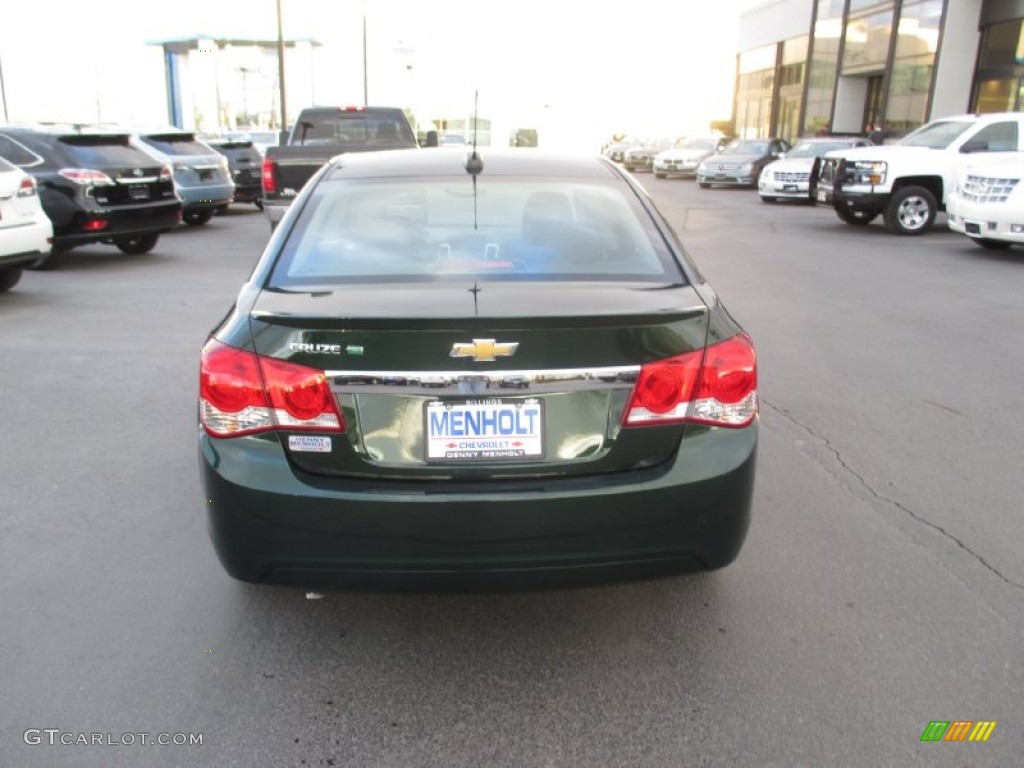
[276,0,288,142]
[0,52,9,121]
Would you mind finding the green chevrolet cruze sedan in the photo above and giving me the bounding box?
[198,148,758,588]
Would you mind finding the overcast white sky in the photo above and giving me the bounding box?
[1,0,743,147]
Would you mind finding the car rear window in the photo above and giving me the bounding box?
[269,177,684,287]
[140,135,215,157]
[58,135,156,167]
[292,115,415,146]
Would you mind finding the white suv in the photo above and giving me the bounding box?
[947,152,1024,250]
[815,112,1024,234]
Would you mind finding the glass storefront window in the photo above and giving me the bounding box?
[842,9,895,76]
[740,44,777,75]
[884,0,942,136]
[735,67,775,139]
[977,19,1024,70]
[802,0,844,135]
[975,79,1019,112]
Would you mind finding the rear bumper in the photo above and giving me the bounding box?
[263,200,289,225]
[199,422,757,588]
[176,182,235,210]
[0,217,51,265]
[51,201,181,247]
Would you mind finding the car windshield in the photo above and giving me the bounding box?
[439,134,467,145]
[787,140,857,158]
[899,120,974,149]
[675,138,716,151]
[722,140,769,155]
[140,135,215,157]
[269,177,684,287]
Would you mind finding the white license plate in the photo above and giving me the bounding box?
[425,399,543,462]
[783,184,797,192]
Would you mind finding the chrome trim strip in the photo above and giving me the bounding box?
[115,176,159,184]
[325,365,641,395]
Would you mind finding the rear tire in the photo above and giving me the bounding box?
[883,186,936,235]
[115,233,160,254]
[835,208,878,226]
[970,237,1012,251]
[183,209,214,227]
[0,266,23,292]
[698,182,711,189]
[761,196,777,203]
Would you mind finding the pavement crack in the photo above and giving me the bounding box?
[762,398,1024,592]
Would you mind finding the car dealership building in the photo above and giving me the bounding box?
[736,0,1024,142]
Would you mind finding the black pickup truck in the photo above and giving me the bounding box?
[261,106,418,227]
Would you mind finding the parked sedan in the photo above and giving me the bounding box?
[198,149,759,588]
[653,136,730,179]
[0,156,52,291]
[623,138,675,173]
[133,130,235,226]
[603,136,636,163]
[0,125,181,267]
[697,138,791,188]
[758,137,873,202]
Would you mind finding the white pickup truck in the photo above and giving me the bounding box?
[814,112,1024,235]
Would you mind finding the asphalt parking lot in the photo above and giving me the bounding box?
[2,183,1022,767]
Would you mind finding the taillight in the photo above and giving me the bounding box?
[200,340,345,438]
[624,333,757,428]
[16,176,37,197]
[160,165,173,182]
[58,168,115,186]
[261,157,277,195]
[259,356,344,430]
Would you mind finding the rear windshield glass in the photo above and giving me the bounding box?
[269,177,684,287]
[58,135,157,166]
[139,135,215,157]
[292,115,415,146]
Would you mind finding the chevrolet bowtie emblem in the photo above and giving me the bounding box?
[450,339,519,362]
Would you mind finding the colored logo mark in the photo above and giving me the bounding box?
[920,721,997,742]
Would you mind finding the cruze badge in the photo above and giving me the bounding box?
[450,339,519,362]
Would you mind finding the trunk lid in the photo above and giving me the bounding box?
[247,281,709,480]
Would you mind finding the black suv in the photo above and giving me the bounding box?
[206,137,263,207]
[0,125,181,267]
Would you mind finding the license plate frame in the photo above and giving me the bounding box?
[424,398,544,463]
[128,184,150,201]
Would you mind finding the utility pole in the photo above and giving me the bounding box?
[0,52,9,121]
[276,0,288,142]
[362,12,369,105]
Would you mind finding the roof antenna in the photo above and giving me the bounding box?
[465,90,483,230]
[464,91,483,176]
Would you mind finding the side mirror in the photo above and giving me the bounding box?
[424,130,439,148]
